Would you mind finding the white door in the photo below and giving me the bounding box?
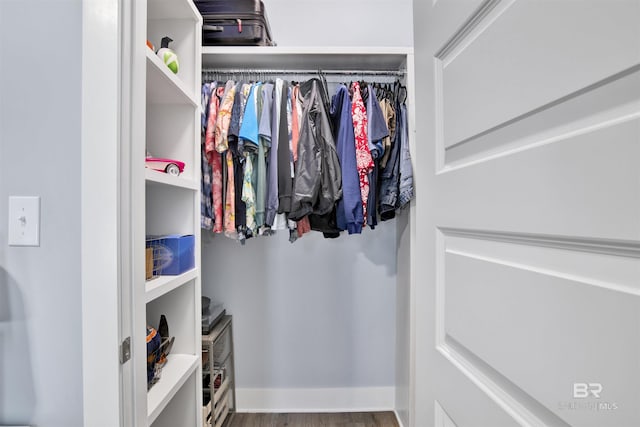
[412,1,640,426]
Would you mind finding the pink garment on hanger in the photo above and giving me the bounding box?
[297,216,311,237]
[291,85,300,162]
[214,80,236,153]
[216,81,238,237]
[205,86,226,233]
[224,150,236,237]
[351,82,374,226]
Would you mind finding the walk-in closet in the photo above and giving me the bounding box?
[198,46,415,424]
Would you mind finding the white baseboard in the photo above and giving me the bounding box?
[394,410,406,427]
[236,387,396,413]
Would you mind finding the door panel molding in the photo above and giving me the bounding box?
[445,246,640,297]
[442,253,640,427]
[440,227,640,260]
[434,0,515,171]
[434,400,458,427]
[436,228,640,426]
[443,65,640,170]
[438,337,572,427]
[434,0,513,66]
[435,122,640,241]
[434,0,640,171]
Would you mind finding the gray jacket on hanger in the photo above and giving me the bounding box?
[289,78,342,221]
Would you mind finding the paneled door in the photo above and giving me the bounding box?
[412,1,640,426]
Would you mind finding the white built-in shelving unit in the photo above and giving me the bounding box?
[131,1,203,426]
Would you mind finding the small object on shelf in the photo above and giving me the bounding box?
[145,247,154,280]
[145,155,186,176]
[201,296,225,334]
[157,36,179,74]
[146,325,162,388]
[146,234,196,276]
[146,40,155,51]
[212,369,223,389]
[147,315,176,389]
[158,314,169,339]
[202,296,211,314]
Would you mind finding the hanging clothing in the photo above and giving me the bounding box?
[378,101,401,220]
[350,82,374,227]
[206,85,225,233]
[240,83,262,228]
[215,80,236,153]
[379,98,396,169]
[286,86,295,187]
[291,85,301,162]
[202,82,212,130]
[397,102,414,208]
[277,81,293,215]
[256,83,272,228]
[239,83,258,237]
[201,141,214,230]
[228,81,247,154]
[224,150,236,237]
[201,83,214,230]
[366,84,388,161]
[200,72,413,243]
[365,85,390,229]
[289,78,342,221]
[331,84,363,234]
[230,82,250,240]
[214,82,237,237]
[239,84,260,148]
[265,79,284,227]
[242,154,257,235]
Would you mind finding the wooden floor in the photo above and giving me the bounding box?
[227,412,400,427]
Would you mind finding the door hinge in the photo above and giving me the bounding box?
[120,336,131,364]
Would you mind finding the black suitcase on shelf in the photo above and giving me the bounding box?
[194,0,275,46]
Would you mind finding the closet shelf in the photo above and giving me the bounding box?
[147,0,201,21]
[146,269,199,303]
[146,168,199,190]
[201,46,414,71]
[146,49,198,106]
[147,353,199,424]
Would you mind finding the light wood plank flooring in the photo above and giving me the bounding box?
[228,412,400,427]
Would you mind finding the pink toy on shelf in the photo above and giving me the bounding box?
[145,157,186,177]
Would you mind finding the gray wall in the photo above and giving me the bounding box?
[0,1,83,426]
[264,0,413,47]
[203,222,398,389]
[202,0,413,393]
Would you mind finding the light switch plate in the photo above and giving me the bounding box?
[8,196,40,247]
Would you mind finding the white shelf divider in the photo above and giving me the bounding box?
[146,49,198,106]
[146,268,199,303]
[147,354,199,425]
[145,168,199,190]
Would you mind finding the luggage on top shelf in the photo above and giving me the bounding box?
[194,0,275,46]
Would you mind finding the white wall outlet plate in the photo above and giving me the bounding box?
[8,196,41,247]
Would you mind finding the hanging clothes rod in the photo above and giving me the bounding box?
[201,68,405,77]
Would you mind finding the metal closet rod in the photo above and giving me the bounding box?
[201,68,406,77]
